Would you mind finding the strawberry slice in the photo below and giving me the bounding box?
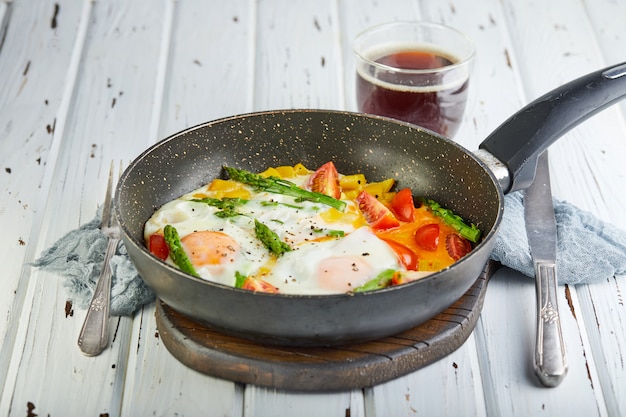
[445,234,473,261]
[308,161,341,199]
[391,188,416,222]
[356,190,400,230]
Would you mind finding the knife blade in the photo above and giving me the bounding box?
[524,150,568,387]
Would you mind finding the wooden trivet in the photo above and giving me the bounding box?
[155,261,498,392]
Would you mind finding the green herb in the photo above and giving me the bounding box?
[309,226,345,238]
[254,219,292,256]
[224,166,346,212]
[235,271,247,288]
[192,197,248,218]
[163,225,199,277]
[326,229,345,238]
[353,269,397,293]
[419,198,482,243]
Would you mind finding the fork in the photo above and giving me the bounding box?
[77,161,121,356]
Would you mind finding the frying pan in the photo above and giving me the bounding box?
[116,62,626,346]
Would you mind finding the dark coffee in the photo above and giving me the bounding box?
[356,49,469,137]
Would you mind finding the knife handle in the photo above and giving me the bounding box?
[534,262,568,387]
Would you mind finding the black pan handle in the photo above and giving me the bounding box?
[479,62,626,193]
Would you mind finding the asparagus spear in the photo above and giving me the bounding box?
[353,269,398,293]
[224,166,347,212]
[419,198,482,243]
[254,219,292,256]
[163,225,199,277]
[234,271,247,288]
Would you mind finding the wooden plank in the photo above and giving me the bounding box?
[536,5,626,413]
[2,1,174,416]
[472,0,625,416]
[500,2,626,417]
[254,0,343,110]
[583,0,626,120]
[519,8,626,410]
[243,388,365,417]
[157,0,255,138]
[121,306,244,417]
[364,332,488,417]
[575,279,626,416]
[0,0,91,408]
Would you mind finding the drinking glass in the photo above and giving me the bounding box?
[354,21,475,138]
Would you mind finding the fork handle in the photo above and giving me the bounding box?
[77,237,119,356]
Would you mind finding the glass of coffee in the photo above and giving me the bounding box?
[354,21,475,138]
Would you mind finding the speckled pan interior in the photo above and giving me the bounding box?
[115,109,503,346]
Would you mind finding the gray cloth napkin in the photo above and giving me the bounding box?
[32,207,155,316]
[33,193,626,316]
[491,191,626,284]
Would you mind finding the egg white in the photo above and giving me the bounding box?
[264,227,402,294]
[145,199,272,286]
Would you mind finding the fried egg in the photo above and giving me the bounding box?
[262,227,401,294]
[144,200,271,286]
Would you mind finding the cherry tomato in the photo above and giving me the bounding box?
[414,224,440,251]
[382,239,419,270]
[308,161,341,199]
[391,188,415,222]
[446,234,473,261]
[355,190,400,230]
[149,234,169,260]
[242,277,280,293]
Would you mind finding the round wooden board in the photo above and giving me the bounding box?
[155,261,498,392]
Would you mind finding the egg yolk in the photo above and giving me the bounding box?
[316,256,373,292]
[319,204,368,229]
[180,231,239,267]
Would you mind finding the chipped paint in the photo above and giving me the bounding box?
[565,284,576,320]
[65,300,74,317]
[51,3,60,29]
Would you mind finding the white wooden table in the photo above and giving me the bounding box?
[1,0,625,415]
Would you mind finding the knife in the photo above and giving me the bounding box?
[524,150,568,387]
